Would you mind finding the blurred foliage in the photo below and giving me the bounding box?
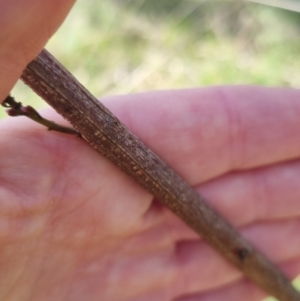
[4,0,300,119]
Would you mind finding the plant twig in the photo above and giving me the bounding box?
[2,95,79,136]
[17,49,300,301]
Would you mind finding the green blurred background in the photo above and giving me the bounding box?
[4,1,300,299]
[4,0,300,120]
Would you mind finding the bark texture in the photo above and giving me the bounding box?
[20,49,300,301]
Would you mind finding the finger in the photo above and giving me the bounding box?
[172,218,300,294]
[242,218,300,264]
[142,153,300,249]
[173,255,300,301]
[145,158,300,245]
[121,255,300,301]
[196,159,300,225]
[0,0,75,98]
[173,279,266,301]
[102,87,300,184]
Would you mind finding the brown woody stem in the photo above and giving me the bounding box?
[2,95,79,136]
[19,49,300,301]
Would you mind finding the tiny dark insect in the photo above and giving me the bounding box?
[234,248,250,261]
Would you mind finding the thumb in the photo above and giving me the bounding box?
[0,0,75,100]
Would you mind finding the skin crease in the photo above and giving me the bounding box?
[1,1,300,301]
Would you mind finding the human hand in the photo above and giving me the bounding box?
[1,86,300,301]
[1,1,300,301]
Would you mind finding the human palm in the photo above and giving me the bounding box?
[1,1,300,300]
[1,87,300,301]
